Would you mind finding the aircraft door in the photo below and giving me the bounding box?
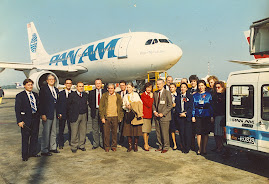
[257,72,269,153]
[118,36,131,59]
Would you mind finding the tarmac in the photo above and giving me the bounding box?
[0,98,268,184]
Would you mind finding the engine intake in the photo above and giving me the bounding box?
[29,70,59,92]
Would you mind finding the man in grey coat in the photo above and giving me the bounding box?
[153,79,173,153]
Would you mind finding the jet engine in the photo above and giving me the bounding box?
[29,70,59,92]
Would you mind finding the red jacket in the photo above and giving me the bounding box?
[141,92,154,119]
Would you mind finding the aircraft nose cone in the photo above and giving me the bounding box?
[170,44,183,65]
[174,45,183,60]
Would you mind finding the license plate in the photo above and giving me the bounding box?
[238,136,255,144]
[231,134,255,144]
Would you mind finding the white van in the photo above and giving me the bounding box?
[226,68,269,156]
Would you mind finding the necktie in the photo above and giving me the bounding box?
[52,89,57,103]
[29,92,37,113]
[80,92,82,97]
[157,91,161,112]
[98,90,100,105]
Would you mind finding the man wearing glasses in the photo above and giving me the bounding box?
[39,74,60,156]
[57,79,73,149]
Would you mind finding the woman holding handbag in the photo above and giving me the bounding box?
[122,83,143,152]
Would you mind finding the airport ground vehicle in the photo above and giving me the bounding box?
[225,68,269,156]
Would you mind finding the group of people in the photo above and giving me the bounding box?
[15,74,226,161]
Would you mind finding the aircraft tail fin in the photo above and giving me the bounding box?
[243,30,269,59]
[27,22,49,65]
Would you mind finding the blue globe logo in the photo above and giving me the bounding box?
[30,33,37,53]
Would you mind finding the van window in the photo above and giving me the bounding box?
[261,85,269,120]
[230,85,254,119]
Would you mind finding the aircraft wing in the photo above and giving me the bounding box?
[228,60,259,66]
[0,62,87,73]
[228,59,269,69]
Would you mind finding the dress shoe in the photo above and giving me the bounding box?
[41,152,52,156]
[92,146,98,150]
[22,158,28,161]
[59,146,64,149]
[71,149,77,153]
[29,154,41,157]
[155,148,162,152]
[50,149,60,153]
[79,148,86,151]
[144,147,149,151]
[111,148,117,152]
[105,148,109,152]
[161,149,168,153]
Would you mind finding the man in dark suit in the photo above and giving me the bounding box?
[88,78,106,149]
[68,82,88,153]
[163,76,173,91]
[39,74,60,156]
[153,79,173,153]
[117,80,127,145]
[57,78,73,149]
[15,79,40,161]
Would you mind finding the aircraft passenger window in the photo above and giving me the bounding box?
[261,85,269,120]
[230,85,254,119]
[152,39,158,44]
[159,39,169,43]
[145,39,152,45]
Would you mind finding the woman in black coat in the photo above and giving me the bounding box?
[212,81,226,153]
[175,83,194,153]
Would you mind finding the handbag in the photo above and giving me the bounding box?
[126,109,137,124]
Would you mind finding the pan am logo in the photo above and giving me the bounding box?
[30,33,37,53]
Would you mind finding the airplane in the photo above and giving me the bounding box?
[14,82,24,89]
[229,17,269,68]
[0,22,182,92]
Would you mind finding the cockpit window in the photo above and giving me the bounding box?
[152,39,158,44]
[169,39,173,44]
[159,39,169,43]
[145,39,152,45]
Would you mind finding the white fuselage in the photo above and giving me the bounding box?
[45,32,182,84]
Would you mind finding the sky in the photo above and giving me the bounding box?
[0,0,269,85]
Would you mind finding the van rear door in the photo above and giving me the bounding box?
[226,72,258,151]
[257,72,269,153]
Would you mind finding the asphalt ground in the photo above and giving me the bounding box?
[0,98,268,184]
